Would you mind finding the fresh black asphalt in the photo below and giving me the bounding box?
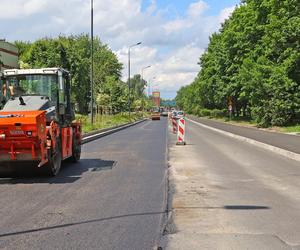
[0,118,168,250]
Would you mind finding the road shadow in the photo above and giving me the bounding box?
[0,211,166,238]
[173,205,270,210]
[224,205,270,210]
[0,158,117,184]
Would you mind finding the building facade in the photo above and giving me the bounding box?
[152,91,161,107]
[0,40,19,71]
[0,40,19,108]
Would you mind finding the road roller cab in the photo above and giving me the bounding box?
[0,68,82,176]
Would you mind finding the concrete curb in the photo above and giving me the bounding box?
[187,118,300,163]
[81,118,147,144]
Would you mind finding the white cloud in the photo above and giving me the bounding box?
[0,0,237,98]
[218,6,236,23]
[24,0,47,15]
[117,43,204,95]
[0,0,55,19]
[163,19,193,34]
[0,1,23,19]
[51,16,65,25]
[187,0,209,18]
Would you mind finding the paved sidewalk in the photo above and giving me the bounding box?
[188,115,300,154]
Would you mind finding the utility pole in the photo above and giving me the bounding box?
[148,76,156,97]
[141,65,151,112]
[128,42,142,116]
[141,65,151,95]
[90,0,94,124]
[128,47,130,116]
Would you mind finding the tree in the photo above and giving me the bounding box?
[176,0,300,126]
[15,34,123,114]
[127,74,147,99]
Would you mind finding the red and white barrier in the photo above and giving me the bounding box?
[176,118,186,145]
[172,118,178,134]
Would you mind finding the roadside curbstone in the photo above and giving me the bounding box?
[81,119,147,144]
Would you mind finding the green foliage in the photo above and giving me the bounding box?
[192,108,227,118]
[15,34,123,114]
[127,74,147,99]
[127,74,152,111]
[15,35,151,115]
[76,113,144,133]
[96,76,127,114]
[176,0,300,127]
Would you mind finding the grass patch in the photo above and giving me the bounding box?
[76,113,146,134]
[278,124,300,133]
[213,116,256,127]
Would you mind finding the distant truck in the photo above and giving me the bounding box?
[151,107,160,120]
[0,40,19,108]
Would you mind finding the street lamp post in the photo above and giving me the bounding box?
[90,0,94,124]
[141,65,151,112]
[128,42,142,116]
[148,76,156,97]
[141,65,151,94]
[141,65,151,84]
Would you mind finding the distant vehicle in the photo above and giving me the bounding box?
[160,108,168,116]
[151,108,161,120]
[161,110,168,116]
[171,111,178,118]
[151,111,160,120]
[177,111,184,118]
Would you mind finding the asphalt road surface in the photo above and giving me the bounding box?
[188,115,300,154]
[167,119,300,249]
[0,118,168,250]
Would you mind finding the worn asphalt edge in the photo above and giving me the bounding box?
[153,118,172,250]
[81,118,147,144]
[187,117,300,163]
[157,119,178,250]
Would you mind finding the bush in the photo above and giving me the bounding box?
[75,114,88,123]
[210,109,227,118]
[199,108,211,117]
[192,106,202,116]
[194,108,226,118]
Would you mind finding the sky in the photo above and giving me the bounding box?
[0,0,240,99]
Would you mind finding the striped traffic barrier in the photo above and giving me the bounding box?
[176,118,186,145]
[172,117,178,134]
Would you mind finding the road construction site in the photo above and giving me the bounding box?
[164,117,300,250]
[0,118,168,250]
[0,115,299,250]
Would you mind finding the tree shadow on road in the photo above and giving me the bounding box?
[0,210,167,239]
[0,159,117,184]
[173,205,270,210]
[224,205,270,210]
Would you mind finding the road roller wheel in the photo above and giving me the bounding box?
[44,139,62,176]
[70,133,81,163]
